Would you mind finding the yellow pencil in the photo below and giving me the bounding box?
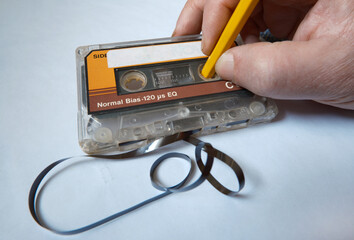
[201,0,259,78]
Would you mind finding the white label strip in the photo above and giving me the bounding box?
[107,41,205,68]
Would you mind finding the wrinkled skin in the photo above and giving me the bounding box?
[173,0,354,109]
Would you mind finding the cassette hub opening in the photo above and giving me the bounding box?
[120,70,147,92]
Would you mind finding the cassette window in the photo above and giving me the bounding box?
[115,58,211,95]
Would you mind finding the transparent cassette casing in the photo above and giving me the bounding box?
[76,35,278,154]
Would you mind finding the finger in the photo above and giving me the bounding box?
[250,4,267,32]
[201,0,240,55]
[240,18,261,44]
[263,2,303,39]
[172,0,206,37]
[240,4,267,44]
[215,38,344,100]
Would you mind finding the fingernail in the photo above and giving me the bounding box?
[201,41,206,54]
[215,52,234,80]
[171,29,176,37]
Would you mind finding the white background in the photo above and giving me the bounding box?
[1,0,354,240]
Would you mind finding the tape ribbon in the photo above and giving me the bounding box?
[29,133,245,235]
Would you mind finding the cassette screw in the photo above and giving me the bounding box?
[178,108,190,117]
[228,110,237,119]
[209,112,218,120]
[134,128,143,136]
[94,127,113,144]
[249,101,266,116]
[194,105,202,111]
[121,129,128,137]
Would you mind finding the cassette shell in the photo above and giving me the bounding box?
[76,35,278,154]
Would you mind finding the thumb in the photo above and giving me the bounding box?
[215,39,334,100]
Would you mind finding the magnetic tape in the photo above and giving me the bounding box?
[76,35,278,154]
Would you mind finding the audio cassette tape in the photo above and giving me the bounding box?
[76,35,278,154]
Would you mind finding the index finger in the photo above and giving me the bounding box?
[173,0,241,55]
[201,0,240,55]
[172,0,206,37]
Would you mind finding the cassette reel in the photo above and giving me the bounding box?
[76,35,278,154]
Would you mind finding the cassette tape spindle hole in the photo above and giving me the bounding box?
[198,64,220,81]
[120,70,147,92]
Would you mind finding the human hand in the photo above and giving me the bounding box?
[173,0,354,110]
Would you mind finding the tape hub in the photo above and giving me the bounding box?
[120,70,147,92]
[198,64,221,81]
